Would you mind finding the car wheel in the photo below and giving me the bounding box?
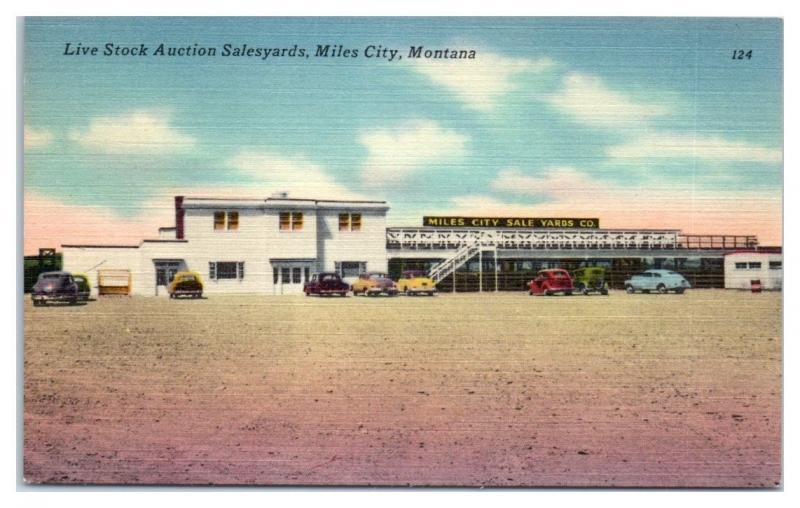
[625,285,635,294]
[576,283,586,295]
[600,288,609,296]
[565,291,572,296]
[657,284,667,294]
[674,288,685,294]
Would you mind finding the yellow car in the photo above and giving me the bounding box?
[396,270,437,296]
[168,271,204,299]
[351,272,398,296]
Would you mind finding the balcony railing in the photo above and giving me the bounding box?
[386,228,758,251]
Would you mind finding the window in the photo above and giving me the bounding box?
[292,267,302,283]
[770,261,782,270]
[335,261,365,278]
[273,267,278,284]
[304,267,310,282]
[214,211,225,230]
[281,267,290,283]
[227,211,239,230]
[292,212,303,230]
[209,261,244,280]
[279,211,303,231]
[214,211,239,231]
[735,262,748,270]
[338,212,362,232]
[748,262,762,269]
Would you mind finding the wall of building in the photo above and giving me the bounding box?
[182,207,287,294]
[724,253,783,290]
[317,208,388,273]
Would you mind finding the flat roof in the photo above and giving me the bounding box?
[181,196,389,210]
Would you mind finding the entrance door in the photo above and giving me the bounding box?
[154,260,184,296]
[272,261,313,295]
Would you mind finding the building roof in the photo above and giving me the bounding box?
[180,196,389,211]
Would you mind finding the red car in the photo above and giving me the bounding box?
[303,272,349,297]
[527,269,574,296]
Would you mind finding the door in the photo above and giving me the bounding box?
[272,261,313,295]
[154,260,183,296]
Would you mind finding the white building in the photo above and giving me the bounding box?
[62,195,389,296]
[723,251,783,290]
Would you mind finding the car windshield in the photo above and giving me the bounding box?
[370,273,387,279]
[403,271,425,278]
[181,275,197,282]
[321,275,337,281]
[551,271,568,278]
[40,274,62,280]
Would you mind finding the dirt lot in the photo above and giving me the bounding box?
[23,290,782,487]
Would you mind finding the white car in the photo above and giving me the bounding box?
[624,269,690,294]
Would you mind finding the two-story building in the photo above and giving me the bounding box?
[62,194,390,296]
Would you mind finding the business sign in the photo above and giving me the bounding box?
[422,216,600,229]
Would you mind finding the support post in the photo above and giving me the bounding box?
[479,249,483,293]
[494,248,499,292]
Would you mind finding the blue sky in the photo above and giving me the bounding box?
[23,17,783,250]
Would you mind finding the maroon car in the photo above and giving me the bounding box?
[303,272,349,297]
[31,271,80,306]
[527,269,574,296]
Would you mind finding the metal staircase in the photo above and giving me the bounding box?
[428,242,481,284]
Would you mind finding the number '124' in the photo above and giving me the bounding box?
[732,49,752,60]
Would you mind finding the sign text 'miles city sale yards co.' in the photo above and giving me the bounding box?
[422,217,600,229]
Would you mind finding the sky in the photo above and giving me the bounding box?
[23,17,783,254]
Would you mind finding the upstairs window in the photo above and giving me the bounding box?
[280,211,303,231]
[735,262,748,269]
[769,261,782,270]
[214,211,239,231]
[748,262,762,269]
[214,211,226,230]
[338,212,362,232]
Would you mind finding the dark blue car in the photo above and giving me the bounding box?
[31,271,79,306]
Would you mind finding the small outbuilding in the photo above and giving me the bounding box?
[723,250,782,290]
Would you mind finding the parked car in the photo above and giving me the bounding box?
[396,270,437,296]
[572,267,609,295]
[72,272,91,301]
[528,269,573,296]
[351,272,398,296]
[624,269,691,294]
[31,271,79,306]
[168,271,204,299]
[304,272,350,297]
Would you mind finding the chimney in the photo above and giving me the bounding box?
[175,196,185,239]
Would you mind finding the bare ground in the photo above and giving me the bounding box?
[23,290,782,487]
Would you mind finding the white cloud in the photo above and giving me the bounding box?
[607,134,783,164]
[68,110,196,154]
[226,150,369,201]
[360,120,468,184]
[24,126,54,149]
[547,72,669,128]
[491,167,594,196]
[409,51,555,111]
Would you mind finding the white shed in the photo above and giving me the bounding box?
[724,251,782,290]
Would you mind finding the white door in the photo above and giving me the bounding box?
[272,262,313,295]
